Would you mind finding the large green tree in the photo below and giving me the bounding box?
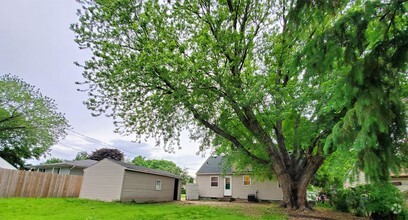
[0,74,69,169]
[72,0,407,209]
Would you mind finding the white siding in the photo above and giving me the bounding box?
[392,177,408,192]
[79,160,125,201]
[69,168,85,176]
[44,168,54,173]
[59,167,71,175]
[0,157,17,170]
[231,176,282,201]
[197,174,283,201]
[120,170,177,202]
[196,175,223,198]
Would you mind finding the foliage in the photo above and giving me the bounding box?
[72,0,408,208]
[132,156,193,185]
[331,183,407,219]
[88,148,124,161]
[311,150,356,190]
[43,157,64,164]
[0,198,287,219]
[74,151,89,160]
[0,74,69,169]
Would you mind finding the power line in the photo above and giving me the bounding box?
[57,142,83,152]
[66,129,140,156]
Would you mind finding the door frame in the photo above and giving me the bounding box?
[223,176,232,196]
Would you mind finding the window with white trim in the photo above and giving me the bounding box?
[210,176,218,187]
[155,179,162,190]
[243,175,251,186]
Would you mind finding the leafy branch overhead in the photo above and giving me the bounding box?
[72,0,407,209]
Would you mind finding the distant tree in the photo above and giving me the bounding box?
[43,157,64,164]
[74,151,89,160]
[88,148,124,161]
[0,74,69,169]
[132,156,192,185]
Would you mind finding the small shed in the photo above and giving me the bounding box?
[79,159,181,202]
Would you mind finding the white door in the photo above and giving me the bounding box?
[224,176,232,196]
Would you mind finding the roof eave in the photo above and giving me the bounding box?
[124,168,181,179]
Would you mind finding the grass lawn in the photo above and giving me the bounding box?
[0,198,287,220]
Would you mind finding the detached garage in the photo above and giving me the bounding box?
[79,158,181,202]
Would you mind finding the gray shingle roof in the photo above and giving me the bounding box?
[29,160,98,169]
[109,159,181,179]
[196,155,232,175]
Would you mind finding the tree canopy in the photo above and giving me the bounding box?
[88,148,124,161]
[43,157,65,164]
[0,74,69,169]
[132,156,193,185]
[73,0,407,209]
[74,151,89,160]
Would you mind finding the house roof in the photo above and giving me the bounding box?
[0,157,17,170]
[107,159,181,179]
[196,155,233,175]
[29,160,98,169]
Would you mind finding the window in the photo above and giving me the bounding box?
[243,175,251,186]
[277,182,281,188]
[38,168,45,172]
[210,176,218,187]
[155,180,162,190]
[53,168,60,174]
[391,181,402,186]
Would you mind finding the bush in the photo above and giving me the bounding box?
[331,183,407,219]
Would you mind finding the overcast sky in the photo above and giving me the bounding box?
[0,0,209,175]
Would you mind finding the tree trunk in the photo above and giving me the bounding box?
[279,174,310,210]
[277,156,324,210]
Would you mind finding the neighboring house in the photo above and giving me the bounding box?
[28,160,98,176]
[344,171,408,192]
[390,173,408,192]
[79,158,181,202]
[196,156,283,201]
[0,156,17,170]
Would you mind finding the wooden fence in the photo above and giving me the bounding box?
[0,168,82,198]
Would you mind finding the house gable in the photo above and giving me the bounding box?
[196,156,232,175]
[79,159,125,201]
[0,157,17,170]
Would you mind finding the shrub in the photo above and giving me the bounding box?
[331,183,407,219]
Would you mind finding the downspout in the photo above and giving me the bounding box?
[69,165,76,175]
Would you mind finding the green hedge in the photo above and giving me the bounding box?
[331,183,407,219]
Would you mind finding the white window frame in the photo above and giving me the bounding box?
[155,179,162,191]
[243,175,251,186]
[210,176,219,187]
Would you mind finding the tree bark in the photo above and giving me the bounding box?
[279,174,310,210]
[277,155,324,210]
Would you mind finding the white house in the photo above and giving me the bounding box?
[196,156,283,201]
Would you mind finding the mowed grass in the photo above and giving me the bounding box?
[0,198,287,220]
